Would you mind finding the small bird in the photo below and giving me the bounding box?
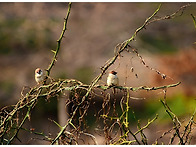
[107,71,119,93]
[35,68,44,84]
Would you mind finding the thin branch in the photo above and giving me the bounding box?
[46,2,72,77]
[51,106,78,145]
[160,99,184,145]
[97,82,181,91]
[134,114,158,136]
[82,132,98,145]
[146,3,191,25]
[183,109,196,144]
[78,4,162,105]
[191,14,196,29]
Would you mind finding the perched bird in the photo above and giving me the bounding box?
[35,68,44,84]
[107,71,119,86]
[107,71,119,93]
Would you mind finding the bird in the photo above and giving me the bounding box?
[35,68,44,84]
[107,71,119,93]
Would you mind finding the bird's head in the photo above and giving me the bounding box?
[109,71,117,75]
[35,68,43,75]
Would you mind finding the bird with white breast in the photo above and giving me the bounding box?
[107,70,119,87]
[35,68,44,84]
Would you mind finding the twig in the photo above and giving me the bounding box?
[51,106,78,145]
[183,109,196,144]
[146,3,191,25]
[82,132,98,145]
[97,82,181,91]
[134,114,158,136]
[78,4,162,105]
[46,2,72,77]
[160,99,184,145]
[7,89,42,144]
[191,14,196,29]
[137,120,148,145]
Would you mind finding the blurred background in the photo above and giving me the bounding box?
[0,2,195,144]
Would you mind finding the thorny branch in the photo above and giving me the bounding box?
[79,3,191,105]
[46,2,72,77]
[81,4,162,104]
[0,3,195,145]
[146,3,191,25]
[0,2,72,144]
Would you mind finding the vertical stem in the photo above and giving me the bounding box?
[46,2,72,77]
[125,89,130,129]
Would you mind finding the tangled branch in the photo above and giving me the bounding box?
[0,3,195,145]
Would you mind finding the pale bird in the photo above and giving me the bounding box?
[35,68,44,84]
[107,71,119,86]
